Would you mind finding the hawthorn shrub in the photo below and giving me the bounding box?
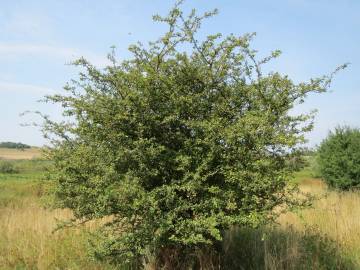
[41,1,345,268]
[317,126,360,190]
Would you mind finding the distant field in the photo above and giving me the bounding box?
[0,147,42,160]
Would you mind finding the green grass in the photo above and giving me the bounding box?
[0,160,48,208]
[292,155,321,183]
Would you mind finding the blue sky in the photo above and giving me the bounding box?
[0,0,359,147]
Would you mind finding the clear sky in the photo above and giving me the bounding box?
[0,0,359,147]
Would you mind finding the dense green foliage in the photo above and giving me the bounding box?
[0,142,31,149]
[317,126,360,190]
[41,2,344,268]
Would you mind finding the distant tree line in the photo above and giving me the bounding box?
[0,142,31,149]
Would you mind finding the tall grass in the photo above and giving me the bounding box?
[279,181,360,267]
[0,180,115,269]
[1,158,360,269]
[0,206,117,269]
[0,159,115,269]
[221,225,356,270]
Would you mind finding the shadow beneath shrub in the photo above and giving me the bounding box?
[221,225,357,270]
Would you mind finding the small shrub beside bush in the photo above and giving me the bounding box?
[317,126,360,190]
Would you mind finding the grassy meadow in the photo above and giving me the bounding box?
[0,151,359,269]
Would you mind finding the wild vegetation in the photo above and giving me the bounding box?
[1,155,360,269]
[0,159,115,270]
[1,3,355,270]
[38,2,347,268]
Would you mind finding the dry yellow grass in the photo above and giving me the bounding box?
[1,174,360,269]
[279,178,360,265]
[0,147,42,160]
[0,199,114,270]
